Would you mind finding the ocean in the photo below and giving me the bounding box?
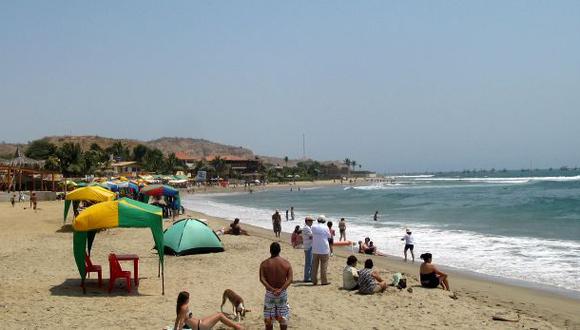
[182,170,580,294]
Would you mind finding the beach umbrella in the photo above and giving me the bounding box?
[73,198,165,294]
[63,186,117,221]
[163,218,224,256]
[139,184,179,197]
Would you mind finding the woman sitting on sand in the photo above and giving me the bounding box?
[291,225,303,248]
[173,291,243,330]
[357,259,387,294]
[419,253,450,291]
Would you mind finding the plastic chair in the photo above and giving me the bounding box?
[85,254,102,287]
[108,253,131,293]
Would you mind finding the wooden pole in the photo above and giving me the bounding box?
[51,173,55,192]
[18,170,22,191]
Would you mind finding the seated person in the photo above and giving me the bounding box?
[342,255,359,290]
[368,241,385,256]
[291,225,303,248]
[360,237,376,255]
[357,259,387,294]
[174,291,243,330]
[419,253,450,291]
[224,218,249,236]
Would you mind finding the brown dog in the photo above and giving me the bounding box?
[221,289,250,321]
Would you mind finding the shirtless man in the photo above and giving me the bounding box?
[259,242,293,330]
[225,218,250,236]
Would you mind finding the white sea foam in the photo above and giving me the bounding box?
[392,174,435,178]
[183,195,580,292]
[413,175,580,184]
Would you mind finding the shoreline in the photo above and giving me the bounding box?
[184,191,580,300]
[182,198,580,328]
[1,200,578,328]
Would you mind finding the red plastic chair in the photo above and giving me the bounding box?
[85,255,102,287]
[108,253,131,293]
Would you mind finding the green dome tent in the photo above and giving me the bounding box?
[164,218,224,256]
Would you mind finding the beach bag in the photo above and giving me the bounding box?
[391,273,407,289]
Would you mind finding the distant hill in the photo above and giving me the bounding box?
[1,135,254,160]
[0,135,346,167]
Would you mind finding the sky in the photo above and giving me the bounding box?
[1,1,579,173]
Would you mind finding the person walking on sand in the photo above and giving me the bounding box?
[419,253,450,291]
[285,209,289,221]
[338,218,347,241]
[311,216,331,285]
[272,210,282,238]
[31,192,38,211]
[373,210,378,221]
[260,242,293,330]
[302,217,314,282]
[290,206,295,220]
[401,228,415,262]
[10,193,16,207]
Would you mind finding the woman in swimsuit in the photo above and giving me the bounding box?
[174,291,243,330]
[419,253,450,291]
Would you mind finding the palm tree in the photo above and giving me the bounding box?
[343,158,351,176]
[284,156,289,167]
[351,160,357,172]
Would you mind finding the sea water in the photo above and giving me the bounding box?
[182,170,580,293]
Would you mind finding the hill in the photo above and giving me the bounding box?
[1,135,255,160]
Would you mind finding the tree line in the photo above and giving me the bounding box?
[25,140,184,177]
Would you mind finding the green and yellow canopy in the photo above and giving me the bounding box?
[64,186,117,221]
[73,198,165,293]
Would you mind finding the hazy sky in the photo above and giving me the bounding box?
[1,1,579,172]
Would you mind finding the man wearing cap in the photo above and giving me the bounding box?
[401,228,415,262]
[311,215,331,285]
[302,217,314,282]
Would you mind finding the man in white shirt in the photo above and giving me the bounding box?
[401,228,415,262]
[311,216,331,285]
[302,217,314,282]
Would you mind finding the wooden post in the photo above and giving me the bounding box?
[51,173,55,192]
[18,170,22,191]
[32,173,36,191]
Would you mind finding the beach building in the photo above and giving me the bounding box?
[0,147,59,192]
[110,161,142,177]
[175,152,261,174]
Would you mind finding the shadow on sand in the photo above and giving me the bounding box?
[50,279,151,297]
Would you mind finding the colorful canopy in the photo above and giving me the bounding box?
[139,184,179,197]
[117,181,139,191]
[63,186,117,221]
[73,198,165,293]
[163,218,224,256]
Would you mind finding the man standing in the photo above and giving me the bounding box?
[311,215,331,285]
[302,217,314,282]
[260,242,293,330]
[290,206,295,220]
[373,210,379,221]
[272,210,282,238]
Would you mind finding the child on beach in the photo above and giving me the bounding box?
[291,225,303,248]
[10,194,16,207]
[327,221,335,256]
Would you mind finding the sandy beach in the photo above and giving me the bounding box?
[1,200,579,329]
